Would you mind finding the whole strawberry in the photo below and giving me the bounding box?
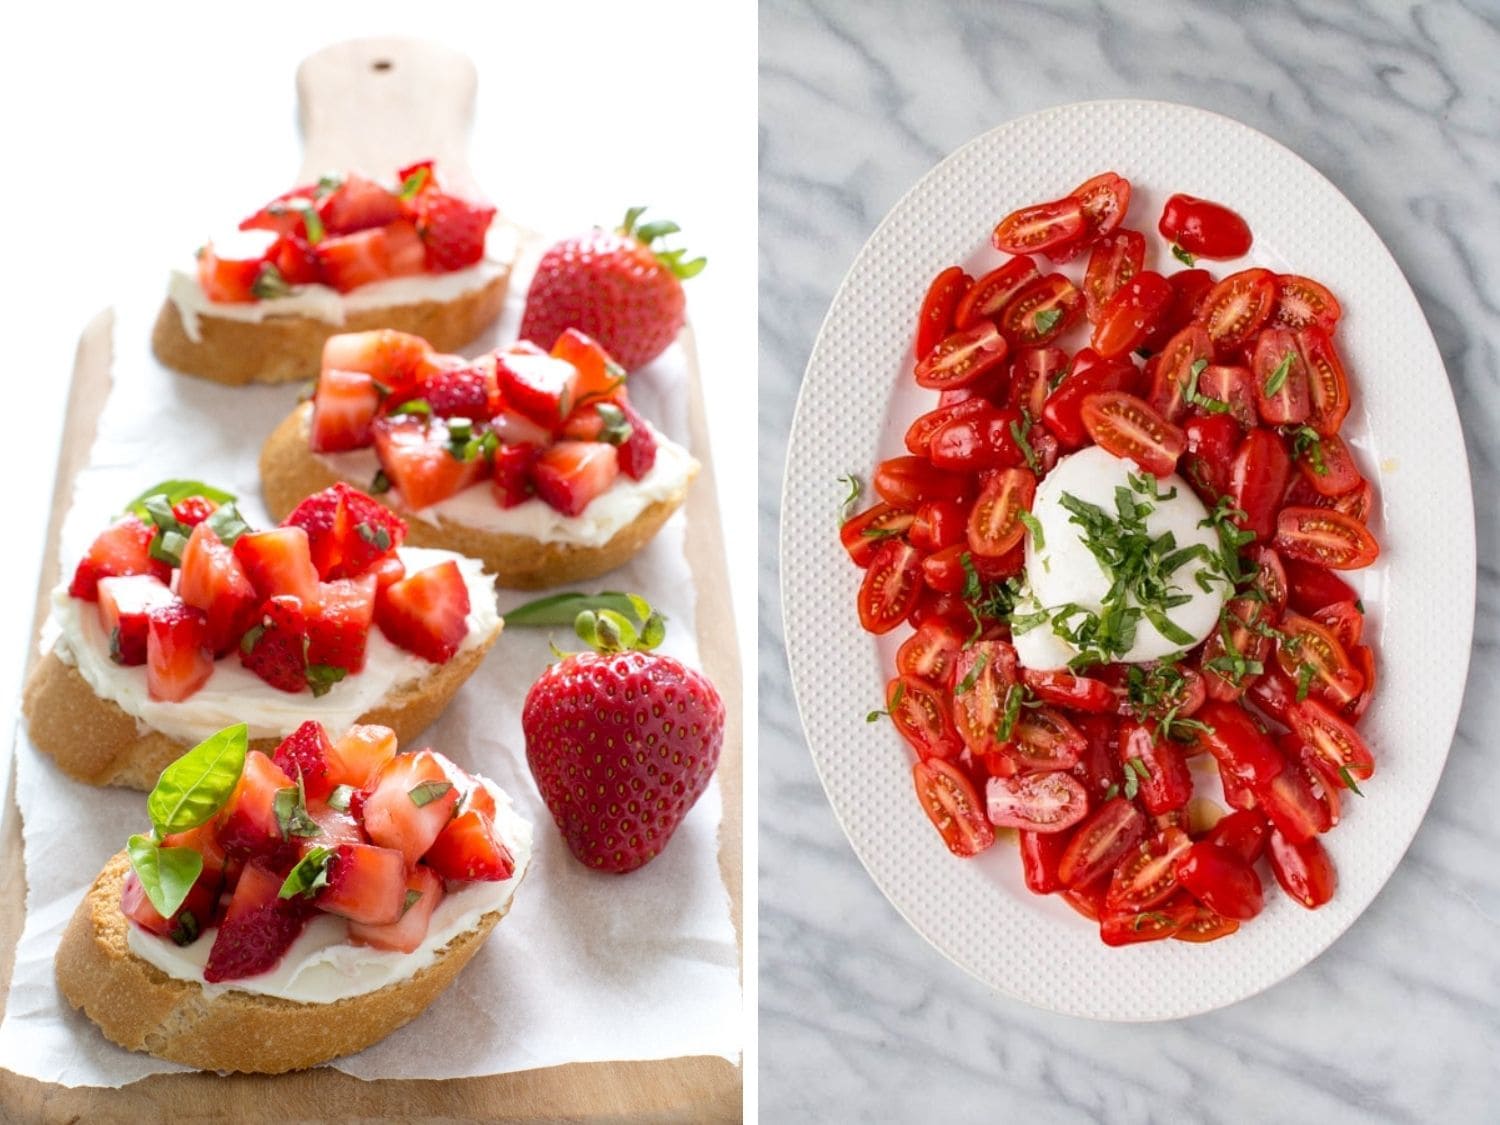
[519,207,706,372]
[521,598,724,873]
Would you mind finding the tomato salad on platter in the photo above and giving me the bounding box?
[841,172,1380,947]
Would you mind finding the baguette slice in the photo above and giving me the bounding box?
[151,270,510,386]
[22,627,498,791]
[262,402,697,589]
[57,850,519,1074]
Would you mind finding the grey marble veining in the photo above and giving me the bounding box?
[758,1,1500,1121]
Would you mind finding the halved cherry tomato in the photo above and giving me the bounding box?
[1021,669,1117,713]
[1173,906,1240,943]
[1194,701,1284,788]
[1295,327,1352,435]
[1195,364,1257,429]
[904,398,990,456]
[1080,391,1186,477]
[1200,597,1272,701]
[1246,544,1289,617]
[1042,351,1139,449]
[1297,748,1343,829]
[1062,882,1108,921]
[873,456,971,507]
[920,544,971,594]
[1288,697,1375,784]
[1019,828,1072,894]
[1083,229,1144,322]
[914,322,1010,390]
[1106,827,1192,913]
[915,266,972,358]
[1346,645,1377,722]
[1313,600,1364,651]
[1000,274,1084,347]
[1276,611,1364,707]
[1198,268,1276,351]
[1100,898,1197,946]
[840,502,913,567]
[1292,432,1363,498]
[1273,275,1341,333]
[897,618,966,687]
[1283,558,1358,614]
[1069,713,1125,803]
[1251,328,1311,426]
[967,468,1036,557]
[1058,797,1147,889]
[857,540,924,634]
[1005,347,1066,418]
[1147,324,1213,422]
[888,675,962,760]
[1230,428,1293,541]
[985,771,1089,832]
[1175,841,1264,920]
[1009,706,1087,772]
[1159,194,1253,259]
[912,759,996,858]
[1205,809,1270,864]
[1071,172,1133,243]
[1219,765,1257,812]
[971,540,1026,581]
[1181,413,1241,502]
[909,499,968,553]
[1091,271,1174,359]
[954,257,1039,331]
[1267,829,1336,909]
[992,196,1087,257]
[1140,268,1215,353]
[1117,720,1193,814]
[950,640,1019,756]
[928,407,1026,472]
[1255,756,1331,843]
[1274,507,1379,569]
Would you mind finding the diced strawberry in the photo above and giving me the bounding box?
[171,496,218,527]
[550,328,626,404]
[375,561,471,663]
[315,226,395,292]
[491,442,541,508]
[424,809,515,882]
[283,482,406,580]
[271,720,337,799]
[325,724,399,789]
[266,235,321,285]
[348,865,443,953]
[494,344,581,429]
[239,185,317,236]
[613,396,658,480]
[311,368,382,452]
[217,750,297,856]
[463,782,497,821]
[145,602,213,702]
[161,820,229,878]
[233,528,321,606]
[238,596,309,693]
[196,229,277,303]
[361,750,463,866]
[383,219,427,277]
[416,191,495,271]
[395,160,437,216]
[314,843,408,925]
[203,859,312,982]
[489,409,553,447]
[306,574,378,673]
[532,441,619,517]
[120,867,220,944]
[321,329,433,395]
[317,173,403,235]
[307,800,364,845]
[68,515,170,601]
[366,555,406,590]
[415,367,493,421]
[97,575,175,665]
[177,522,260,656]
[371,417,487,509]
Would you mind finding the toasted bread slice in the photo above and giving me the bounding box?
[151,271,510,386]
[261,402,696,589]
[56,850,517,1074]
[22,626,498,790]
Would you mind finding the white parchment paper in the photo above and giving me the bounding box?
[0,273,740,1085]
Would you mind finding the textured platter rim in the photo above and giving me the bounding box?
[779,99,1477,1021]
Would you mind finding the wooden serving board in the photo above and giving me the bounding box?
[0,38,741,1123]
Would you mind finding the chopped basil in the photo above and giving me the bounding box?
[398,166,430,200]
[1018,510,1045,551]
[1295,662,1317,702]
[326,784,356,812]
[171,910,201,947]
[837,473,863,522]
[996,683,1024,742]
[953,652,988,696]
[390,398,432,417]
[306,663,348,698]
[355,521,391,551]
[206,501,250,546]
[408,780,454,808]
[1289,425,1328,475]
[124,480,236,520]
[300,204,325,245]
[596,403,633,445]
[251,262,293,300]
[1033,306,1064,335]
[1339,767,1365,796]
[1181,358,1230,415]
[1011,410,1040,473]
[279,846,336,900]
[1171,243,1196,266]
[401,889,423,916]
[273,782,322,840]
[1263,352,1294,397]
[370,469,392,495]
[315,174,344,200]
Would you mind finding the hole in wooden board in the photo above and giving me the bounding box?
[372,59,392,72]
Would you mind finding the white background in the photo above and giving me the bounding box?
[0,0,758,1107]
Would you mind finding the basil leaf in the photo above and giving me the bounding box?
[355,522,391,551]
[127,834,203,918]
[503,591,646,628]
[279,846,335,899]
[398,167,430,200]
[146,723,249,836]
[390,399,432,417]
[206,501,251,546]
[1171,243,1196,266]
[306,663,348,698]
[408,780,453,808]
[326,784,355,812]
[124,480,236,520]
[401,888,423,915]
[274,783,322,840]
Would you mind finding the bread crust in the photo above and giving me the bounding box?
[151,271,510,386]
[21,627,498,791]
[56,850,516,1074]
[261,402,695,589]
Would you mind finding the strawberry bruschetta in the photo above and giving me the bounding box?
[56,721,531,1073]
[259,327,699,588]
[152,161,514,385]
[23,481,502,788]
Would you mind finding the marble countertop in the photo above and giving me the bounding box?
[759,1,1500,1120]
